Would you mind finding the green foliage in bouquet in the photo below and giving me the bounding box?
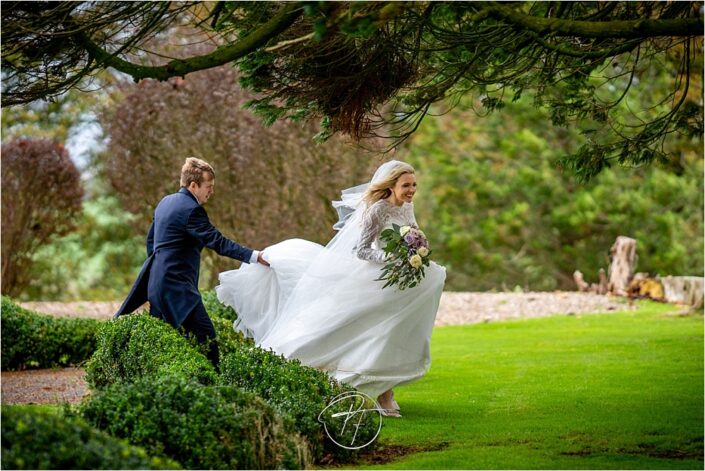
[85,313,217,390]
[1,405,179,470]
[0,296,100,370]
[376,224,432,290]
[80,375,309,470]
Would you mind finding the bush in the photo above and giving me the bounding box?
[1,139,84,296]
[211,315,253,357]
[85,313,217,390]
[219,344,379,462]
[0,296,101,370]
[1,405,179,470]
[203,289,254,356]
[81,375,310,469]
[202,289,238,321]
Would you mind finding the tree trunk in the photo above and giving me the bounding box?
[660,276,704,308]
[608,236,637,296]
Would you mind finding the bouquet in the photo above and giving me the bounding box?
[375,224,432,290]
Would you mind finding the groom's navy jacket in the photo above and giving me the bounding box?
[115,187,253,327]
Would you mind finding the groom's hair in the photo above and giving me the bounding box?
[180,157,215,187]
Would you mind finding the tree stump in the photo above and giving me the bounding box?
[660,276,704,308]
[573,270,589,292]
[608,236,637,296]
[597,268,608,295]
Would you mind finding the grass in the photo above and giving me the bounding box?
[349,301,703,469]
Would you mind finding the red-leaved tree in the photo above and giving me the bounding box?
[101,64,383,286]
[1,139,84,296]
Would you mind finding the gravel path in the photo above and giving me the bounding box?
[1,367,87,404]
[18,292,637,326]
[436,291,636,326]
[5,292,637,405]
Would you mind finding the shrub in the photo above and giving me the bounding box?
[219,345,379,462]
[1,405,179,470]
[81,375,310,470]
[1,138,84,296]
[211,315,253,357]
[0,296,101,370]
[85,312,217,390]
[202,289,238,321]
[203,289,254,356]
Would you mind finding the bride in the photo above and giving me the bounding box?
[216,160,446,416]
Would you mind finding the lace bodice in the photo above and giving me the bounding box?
[355,199,418,263]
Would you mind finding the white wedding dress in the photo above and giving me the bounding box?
[216,163,446,397]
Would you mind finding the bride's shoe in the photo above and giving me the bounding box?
[379,408,402,418]
[391,391,400,412]
[377,390,401,417]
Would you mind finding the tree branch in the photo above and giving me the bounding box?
[488,3,703,39]
[78,2,304,81]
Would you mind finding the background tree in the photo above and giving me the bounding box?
[1,139,84,296]
[2,1,702,178]
[22,196,145,301]
[1,86,109,144]
[100,64,381,286]
[406,88,703,291]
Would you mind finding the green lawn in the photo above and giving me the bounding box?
[353,302,704,469]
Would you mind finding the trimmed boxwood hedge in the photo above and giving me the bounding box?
[85,298,378,465]
[202,289,238,321]
[81,375,310,470]
[211,315,253,356]
[1,296,101,371]
[1,405,179,470]
[85,312,217,390]
[219,344,379,462]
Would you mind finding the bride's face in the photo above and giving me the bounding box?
[391,173,417,204]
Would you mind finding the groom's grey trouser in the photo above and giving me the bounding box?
[181,303,220,370]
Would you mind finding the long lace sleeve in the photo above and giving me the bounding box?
[355,203,388,264]
[406,203,419,229]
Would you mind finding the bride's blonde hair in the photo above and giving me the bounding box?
[363,162,415,207]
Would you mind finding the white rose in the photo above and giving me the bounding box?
[417,247,429,257]
[409,254,423,269]
[400,225,412,236]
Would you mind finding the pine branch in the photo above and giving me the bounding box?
[78,2,304,81]
[487,2,703,39]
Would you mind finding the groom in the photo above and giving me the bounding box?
[115,157,269,368]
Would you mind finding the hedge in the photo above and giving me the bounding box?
[202,289,238,321]
[219,345,379,462]
[85,300,377,464]
[81,375,310,469]
[85,312,217,390]
[1,296,101,370]
[1,406,179,470]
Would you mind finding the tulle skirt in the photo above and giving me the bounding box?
[216,238,446,397]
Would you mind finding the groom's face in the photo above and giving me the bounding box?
[190,175,215,205]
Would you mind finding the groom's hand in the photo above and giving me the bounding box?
[257,252,270,267]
